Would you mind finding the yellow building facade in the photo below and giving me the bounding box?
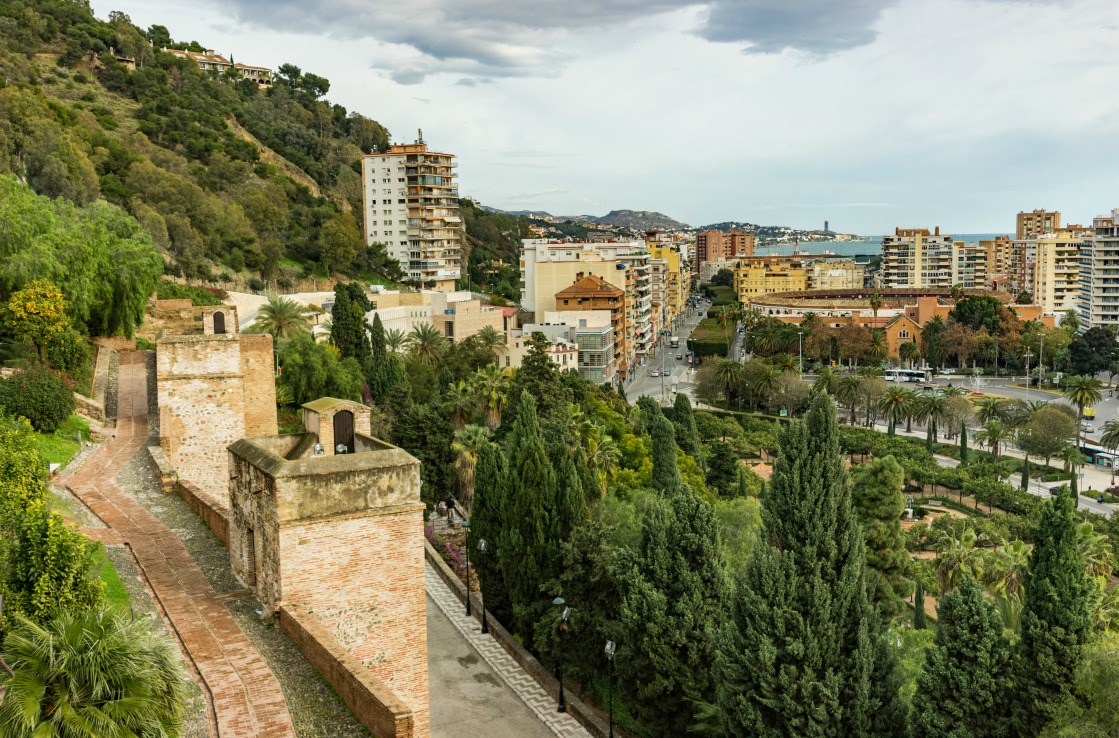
[734,258,808,301]
[648,243,689,326]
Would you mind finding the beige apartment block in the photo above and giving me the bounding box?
[1080,209,1119,329]
[362,139,461,290]
[1017,209,1061,240]
[806,259,864,290]
[1011,226,1087,315]
[734,257,808,300]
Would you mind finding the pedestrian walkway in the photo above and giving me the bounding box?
[61,352,296,738]
[425,564,591,738]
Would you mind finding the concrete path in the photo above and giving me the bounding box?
[62,352,296,738]
[425,565,591,738]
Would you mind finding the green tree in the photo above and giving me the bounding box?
[960,422,969,466]
[949,294,1007,334]
[468,440,512,624]
[651,412,682,492]
[1019,406,1076,467]
[406,322,449,366]
[509,332,570,420]
[251,295,311,339]
[1014,491,1096,736]
[705,441,738,496]
[717,395,905,737]
[851,455,910,620]
[329,283,371,364]
[1,280,69,362]
[910,575,1013,738]
[473,364,511,431]
[1061,375,1104,449]
[914,578,927,630]
[317,212,361,274]
[451,424,488,512]
[278,334,363,404]
[0,362,76,433]
[672,392,702,458]
[389,389,454,508]
[0,608,189,738]
[1067,328,1118,378]
[877,385,911,436]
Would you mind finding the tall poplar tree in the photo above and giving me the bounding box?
[1013,490,1094,737]
[617,414,728,735]
[717,394,905,738]
[910,575,1012,738]
[851,455,910,620]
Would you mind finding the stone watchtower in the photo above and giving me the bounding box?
[226,398,429,736]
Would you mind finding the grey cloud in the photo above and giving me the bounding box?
[223,0,1053,79]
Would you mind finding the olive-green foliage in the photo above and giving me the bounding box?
[468,441,512,624]
[910,575,1013,738]
[0,362,75,433]
[329,282,371,367]
[155,280,226,306]
[277,333,363,404]
[1014,491,1096,736]
[388,389,454,510]
[0,177,162,337]
[1041,635,1119,738]
[0,608,189,737]
[718,395,905,737]
[851,455,911,620]
[0,416,103,631]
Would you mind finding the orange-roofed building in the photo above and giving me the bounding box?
[555,274,628,380]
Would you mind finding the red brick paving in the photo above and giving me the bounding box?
[62,352,296,738]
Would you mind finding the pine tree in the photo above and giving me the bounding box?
[673,393,702,459]
[1013,490,1095,737]
[470,441,513,625]
[960,423,969,466]
[911,575,1012,738]
[852,455,911,620]
[717,394,906,738]
[913,578,927,630]
[499,392,559,636]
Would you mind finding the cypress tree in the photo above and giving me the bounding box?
[913,578,927,630]
[1021,456,1031,493]
[705,441,738,496]
[330,283,371,365]
[926,422,934,453]
[736,468,750,498]
[959,423,969,466]
[717,394,905,738]
[852,455,910,620]
[651,413,681,493]
[636,395,661,436]
[673,393,702,459]
[499,392,559,636]
[470,441,513,625]
[911,575,1012,738]
[1013,490,1094,736]
[617,468,728,734]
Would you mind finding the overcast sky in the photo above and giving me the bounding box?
[102,0,1119,234]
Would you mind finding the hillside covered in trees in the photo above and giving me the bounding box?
[0,0,402,288]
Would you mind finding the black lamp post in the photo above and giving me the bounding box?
[605,639,616,737]
[462,519,472,616]
[553,596,570,713]
[478,538,489,634]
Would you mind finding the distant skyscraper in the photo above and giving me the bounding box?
[824,220,829,233]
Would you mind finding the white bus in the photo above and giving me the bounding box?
[885,368,933,383]
[669,336,680,348]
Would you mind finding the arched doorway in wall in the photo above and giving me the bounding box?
[213,310,226,334]
[333,410,355,454]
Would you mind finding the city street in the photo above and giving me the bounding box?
[625,300,711,404]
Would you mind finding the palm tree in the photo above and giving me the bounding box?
[878,385,912,436]
[1062,375,1104,449]
[813,366,836,395]
[384,328,407,354]
[772,353,797,373]
[869,293,883,321]
[916,392,949,442]
[1077,522,1113,579]
[473,365,511,431]
[976,420,1010,458]
[751,364,781,411]
[868,330,887,362]
[983,539,1032,615]
[474,325,506,356]
[713,358,746,409]
[0,608,189,737]
[903,387,920,432]
[444,380,474,431]
[935,527,983,594]
[975,396,1008,426]
[1054,443,1087,473]
[1101,419,1119,483]
[899,340,921,368]
[251,295,312,339]
[584,423,621,497]
[407,322,450,365]
[836,374,863,425]
[451,425,489,513]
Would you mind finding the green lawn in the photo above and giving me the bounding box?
[93,545,131,610]
[34,414,91,467]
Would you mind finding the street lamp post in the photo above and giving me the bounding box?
[605,640,616,738]
[553,596,570,713]
[478,538,489,634]
[1024,350,1033,400]
[798,330,804,380]
[462,519,472,617]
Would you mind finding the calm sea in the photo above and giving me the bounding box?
[753,233,1012,258]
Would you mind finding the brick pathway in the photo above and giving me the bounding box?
[62,352,296,738]
[425,565,591,738]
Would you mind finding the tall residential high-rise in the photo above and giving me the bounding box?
[1009,225,1087,315]
[695,230,754,271]
[361,139,461,291]
[1079,209,1119,329]
[1016,209,1061,240]
[881,228,954,288]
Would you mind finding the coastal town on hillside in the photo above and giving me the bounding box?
[3,4,1119,738]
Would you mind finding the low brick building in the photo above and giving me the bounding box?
[227,398,429,737]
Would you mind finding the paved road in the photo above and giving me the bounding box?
[625,303,710,404]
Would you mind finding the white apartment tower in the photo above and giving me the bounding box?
[1080,209,1119,329]
[362,139,462,291]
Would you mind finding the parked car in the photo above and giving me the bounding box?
[941,368,956,375]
